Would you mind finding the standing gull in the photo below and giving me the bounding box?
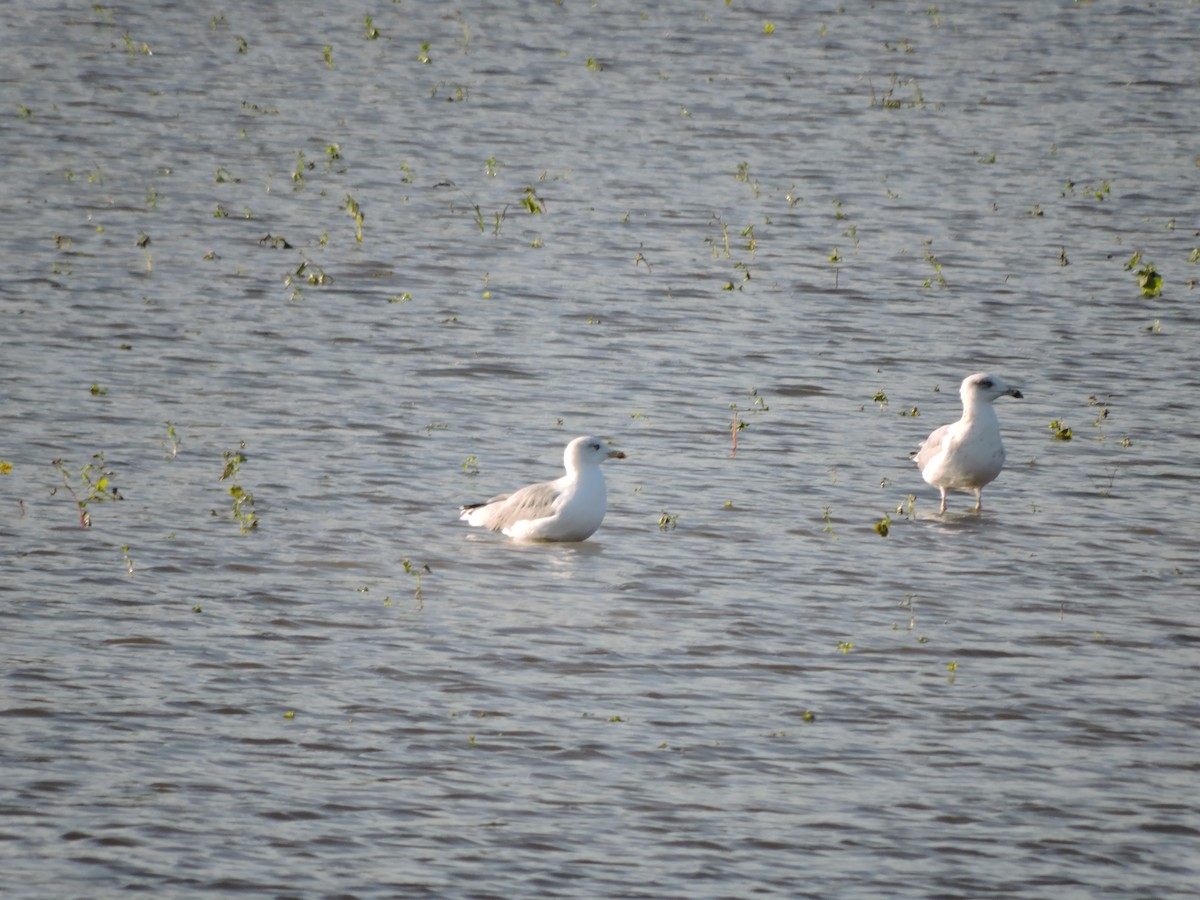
[459,435,626,541]
[912,373,1023,513]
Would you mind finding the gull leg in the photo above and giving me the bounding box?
[938,488,947,514]
[974,488,983,512]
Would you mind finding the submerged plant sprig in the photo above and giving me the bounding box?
[51,452,122,527]
[217,442,258,533]
[1124,252,1162,298]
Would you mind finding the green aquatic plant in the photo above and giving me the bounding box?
[868,73,925,109]
[734,161,761,197]
[873,513,891,537]
[431,81,468,101]
[453,11,471,53]
[323,44,334,67]
[836,641,854,654]
[343,194,364,243]
[121,32,153,57]
[705,213,731,258]
[822,505,837,540]
[402,559,431,601]
[462,456,479,476]
[828,245,843,288]
[285,255,328,301]
[436,181,500,234]
[292,151,313,188]
[1087,394,1111,439]
[729,389,768,455]
[1049,419,1072,441]
[161,420,180,460]
[921,239,948,288]
[136,231,152,272]
[51,453,122,527]
[364,16,380,39]
[417,41,432,63]
[1124,252,1162,298]
[520,186,545,214]
[658,510,678,531]
[218,443,257,533]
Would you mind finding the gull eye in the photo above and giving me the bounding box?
[979,378,993,389]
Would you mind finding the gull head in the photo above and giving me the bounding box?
[961,372,1023,406]
[564,435,626,471]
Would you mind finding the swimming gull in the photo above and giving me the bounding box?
[912,373,1023,513]
[459,435,626,541]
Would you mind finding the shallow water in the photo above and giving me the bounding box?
[2,1,1199,897]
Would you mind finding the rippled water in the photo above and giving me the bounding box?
[3,1,1199,896]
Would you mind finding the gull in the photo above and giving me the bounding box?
[912,373,1023,513]
[459,435,626,541]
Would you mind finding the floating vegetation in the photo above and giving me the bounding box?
[343,194,364,243]
[822,506,837,541]
[868,73,927,109]
[729,389,768,455]
[218,443,258,533]
[734,161,760,197]
[520,185,545,214]
[51,453,122,527]
[921,239,948,288]
[402,559,431,602]
[431,81,468,101]
[161,420,180,461]
[1049,420,1073,441]
[1124,252,1162,298]
[873,513,891,537]
[658,510,678,531]
[136,231,152,272]
[836,641,854,654]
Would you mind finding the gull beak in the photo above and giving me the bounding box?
[608,449,627,460]
[1008,388,1024,399]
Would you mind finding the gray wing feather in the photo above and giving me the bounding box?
[914,423,951,469]
[462,479,563,530]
